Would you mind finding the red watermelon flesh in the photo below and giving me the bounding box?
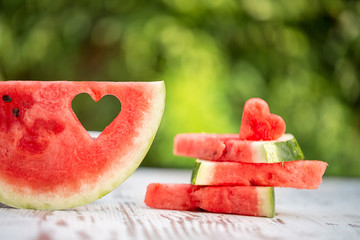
[145,183,275,217]
[192,160,327,189]
[0,81,165,209]
[173,133,238,161]
[239,98,286,141]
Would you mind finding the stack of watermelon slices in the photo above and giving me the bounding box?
[145,98,328,217]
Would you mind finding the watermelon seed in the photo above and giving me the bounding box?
[12,108,19,117]
[2,95,12,102]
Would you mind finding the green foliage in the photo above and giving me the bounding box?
[0,0,359,176]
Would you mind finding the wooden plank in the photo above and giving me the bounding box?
[0,168,359,240]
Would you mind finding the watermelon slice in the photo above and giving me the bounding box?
[0,81,165,210]
[239,98,286,140]
[145,183,275,217]
[192,160,327,189]
[174,133,304,163]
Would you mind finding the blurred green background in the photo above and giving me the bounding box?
[0,0,359,177]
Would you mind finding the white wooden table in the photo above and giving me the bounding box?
[0,167,359,240]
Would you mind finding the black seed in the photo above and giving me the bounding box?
[2,95,12,102]
[12,108,19,117]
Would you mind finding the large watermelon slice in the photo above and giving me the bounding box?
[145,183,275,217]
[239,98,286,140]
[174,133,304,163]
[192,160,327,189]
[0,81,165,210]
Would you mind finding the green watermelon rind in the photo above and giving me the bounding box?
[191,162,201,185]
[0,81,166,210]
[262,134,305,163]
[258,187,275,218]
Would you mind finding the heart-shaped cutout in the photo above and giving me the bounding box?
[72,93,121,135]
[239,98,286,140]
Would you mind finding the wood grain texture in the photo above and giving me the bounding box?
[0,168,359,240]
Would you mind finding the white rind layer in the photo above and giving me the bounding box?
[194,160,216,185]
[257,187,275,217]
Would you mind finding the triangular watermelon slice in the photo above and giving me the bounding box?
[0,81,165,210]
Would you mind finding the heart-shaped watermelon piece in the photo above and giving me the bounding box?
[239,98,286,141]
